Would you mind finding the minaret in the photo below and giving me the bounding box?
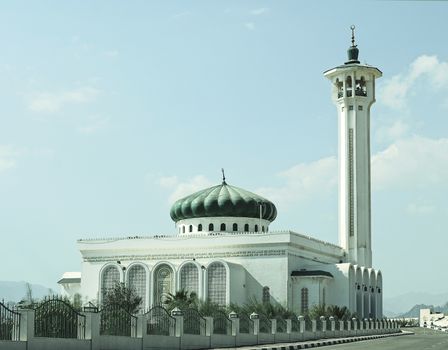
[324,26,382,267]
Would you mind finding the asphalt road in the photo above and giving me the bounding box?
[322,328,448,350]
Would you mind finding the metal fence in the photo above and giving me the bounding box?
[211,310,231,335]
[258,313,272,334]
[304,315,313,331]
[239,313,254,334]
[34,297,85,339]
[145,306,175,336]
[100,305,137,337]
[182,309,206,335]
[276,317,287,333]
[0,302,20,341]
[291,317,299,332]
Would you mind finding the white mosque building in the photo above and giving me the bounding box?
[59,29,383,319]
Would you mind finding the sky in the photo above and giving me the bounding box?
[1,0,448,300]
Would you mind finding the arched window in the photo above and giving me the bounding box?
[101,265,120,302]
[180,263,199,295]
[346,76,353,97]
[198,224,203,232]
[220,223,226,231]
[153,264,174,305]
[355,76,367,96]
[262,286,270,304]
[244,224,249,232]
[209,223,214,231]
[182,226,185,234]
[232,223,238,231]
[254,224,258,232]
[207,262,227,306]
[301,288,309,314]
[336,78,343,98]
[127,265,146,310]
[189,225,193,233]
[262,226,265,232]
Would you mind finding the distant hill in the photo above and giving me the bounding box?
[0,281,54,303]
[384,291,448,315]
[399,302,448,318]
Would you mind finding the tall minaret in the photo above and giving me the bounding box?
[324,26,381,268]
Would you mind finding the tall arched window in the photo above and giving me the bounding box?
[207,262,227,306]
[301,288,309,314]
[182,226,185,233]
[232,223,238,231]
[254,224,258,232]
[346,76,353,97]
[101,265,120,302]
[262,286,270,304]
[127,265,146,310]
[189,225,193,233]
[262,226,265,232]
[244,224,249,232]
[198,224,203,232]
[209,223,214,231]
[153,264,174,305]
[220,223,226,231]
[180,263,199,295]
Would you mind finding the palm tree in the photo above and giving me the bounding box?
[163,288,197,311]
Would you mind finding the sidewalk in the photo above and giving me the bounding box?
[212,331,414,350]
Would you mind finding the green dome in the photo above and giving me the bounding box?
[170,181,277,222]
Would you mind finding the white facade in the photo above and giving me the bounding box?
[60,31,385,319]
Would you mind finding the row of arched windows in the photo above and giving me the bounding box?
[101,261,228,307]
[335,76,367,98]
[180,223,266,234]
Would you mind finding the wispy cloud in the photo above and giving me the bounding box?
[77,116,109,134]
[0,145,21,173]
[250,7,269,16]
[28,86,101,113]
[158,175,214,203]
[379,55,448,110]
[375,119,410,144]
[244,22,255,31]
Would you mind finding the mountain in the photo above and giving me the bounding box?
[384,291,448,316]
[0,281,54,303]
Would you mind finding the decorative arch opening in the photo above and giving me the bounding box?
[346,76,353,97]
[189,225,193,233]
[244,224,249,232]
[209,223,214,231]
[254,224,258,232]
[336,78,343,98]
[182,226,185,234]
[232,223,238,231]
[207,262,227,306]
[101,265,120,303]
[180,263,199,296]
[198,224,203,232]
[220,223,226,231]
[127,264,147,310]
[153,264,174,306]
[355,76,367,96]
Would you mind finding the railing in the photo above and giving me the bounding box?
[182,309,206,335]
[0,302,20,341]
[34,297,85,339]
[100,305,137,336]
[258,313,272,334]
[211,310,231,335]
[305,315,313,331]
[239,313,254,334]
[276,317,287,333]
[145,306,175,336]
[291,317,299,332]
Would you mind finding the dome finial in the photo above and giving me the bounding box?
[221,168,226,184]
[350,25,356,47]
[345,25,360,64]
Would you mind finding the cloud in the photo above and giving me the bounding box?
[372,136,448,190]
[0,145,21,172]
[158,175,214,203]
[250,8,269,16]
[407,202,436,215]
[379,55,448,110]
[257,157,338,207]
[244,22,255,31]
[77,116,109,134]
[28,86,101,113]
[375,119,410,144]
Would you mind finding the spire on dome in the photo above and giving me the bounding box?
[346,25,360,64]
[221,168,227,184]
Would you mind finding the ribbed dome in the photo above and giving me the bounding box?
[170,182,277,222]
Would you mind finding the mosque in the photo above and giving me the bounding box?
[59,29,383,319]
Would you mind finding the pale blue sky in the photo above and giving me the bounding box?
[1,1,448,299]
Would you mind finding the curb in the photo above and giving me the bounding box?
[214,331,413,350]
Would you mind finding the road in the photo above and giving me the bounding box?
[322,328,448,350]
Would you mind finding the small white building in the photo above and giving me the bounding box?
[420,309,448,329]
[60,29,384,319]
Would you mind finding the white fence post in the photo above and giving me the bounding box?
[298,316,305,334]
[250,313,260,336]
[229,311,239,337]
[170,307,183,338]
[18,309,34,341]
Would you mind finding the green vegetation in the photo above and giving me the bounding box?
[102,282,142,314]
